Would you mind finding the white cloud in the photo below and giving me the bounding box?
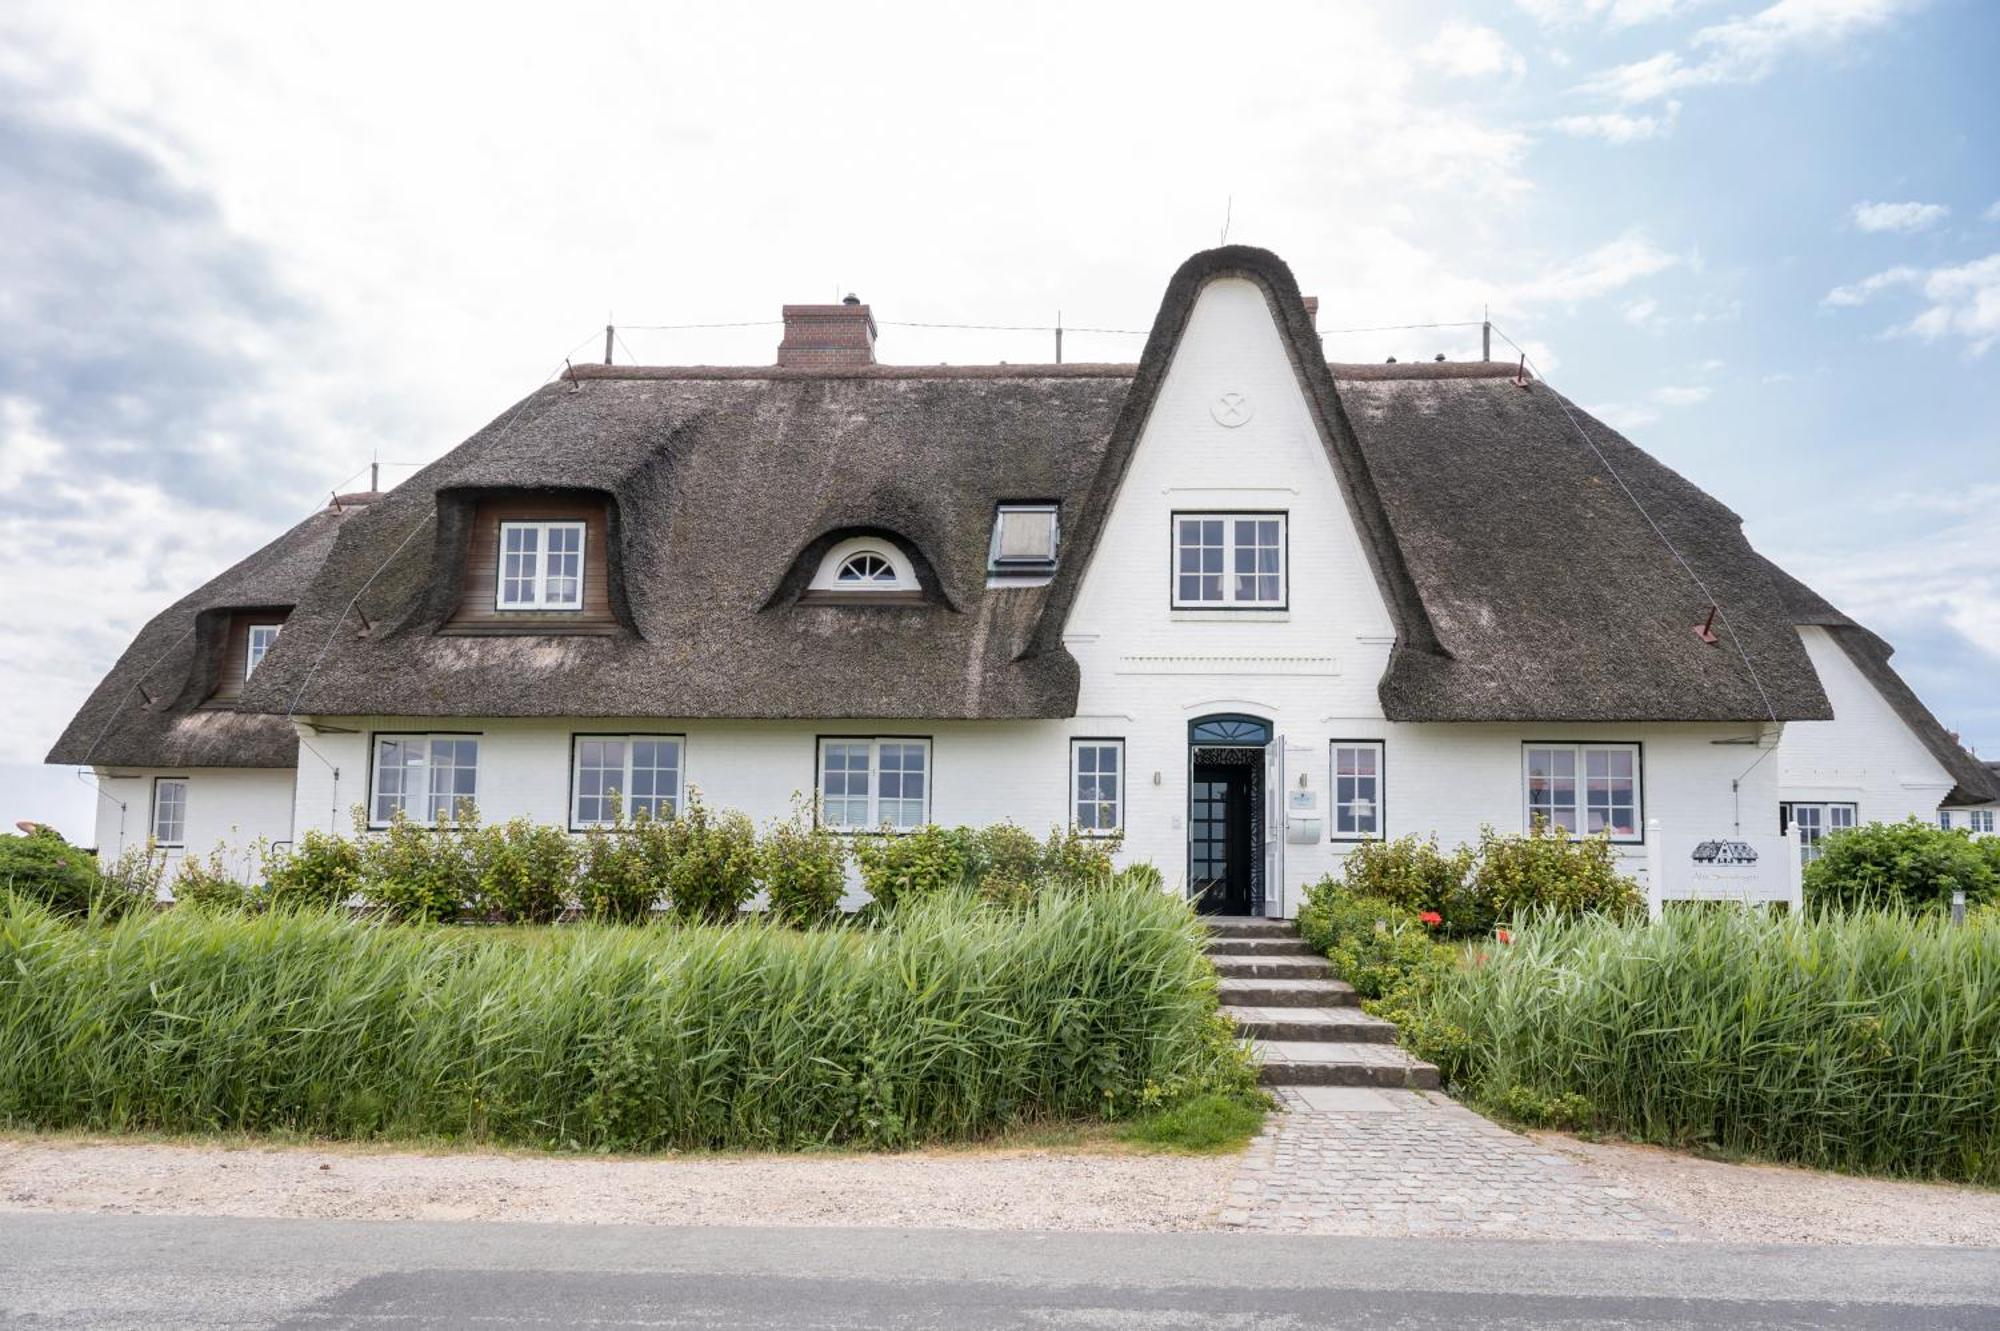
[1823,254,2000,353]
[1505,234,1681,305]
[1623,296,1660,325]
[1516,0,1708,28]
[1651,383,1712,405]
[1984,200,2000,222]
[1580,0,1918,104]
[1585,380,1712,432]
[1551,100,1681,142]
[1850,200,1949,233]
[1419,22,1526,79]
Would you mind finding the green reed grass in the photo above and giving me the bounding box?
[0,885,1241,1152]
[1421,907,2000,1182]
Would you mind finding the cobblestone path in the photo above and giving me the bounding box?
[1221,1088,1687,1239]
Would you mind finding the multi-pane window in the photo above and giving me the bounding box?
[151,778,188,847]
[1782,801,1856,864]
[572,735,683,826]
[1332,742,1384,840]
[1524,744,1641,840]
[1173,513,1286,607]
[1973,810,1995,834]
[1940,810,1955,830]
[371,736,479,826]
[817,738,931,831]
[1071,739,1123,834]
[835,552,898,584]
[246,624,280,677]
[496,520,585,610]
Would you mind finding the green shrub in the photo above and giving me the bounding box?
[853,824,970,910]
[1471,822,1641,924]
[170,848,252,913]
[356,809,476,924]
[97,848,166,918]
[1116,862,1165,894]
[1408,907,2000,1183]
[576,815,662,923]
[467,818,578,924]
[966,822,1044,905]
[758,804,848,926]
[659,794,758,924]
[0,828,104,916]
[1337,835,1476,930]
[0,882,1245,1152]
[1295,883,1455,1001]
[1042,824,1122,887]
[262,830,364,911]
[1804,818,1998,914]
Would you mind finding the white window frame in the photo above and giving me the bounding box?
[808,537,920,593]
[1330,741,1385,841]
[1972,810,1995,835]
[1070,738,1124,836]
[1781,801,1857,864]
[151,777,188,847]
[570,734,684,827]
[1522,743,1643,843]
[816,736,932,832]
[989,503,1060,572]
[245,623,281,678]
[1940,810,1954,830]
[1171,512,1287,608]
[370,734,481,827]
[495,520,586,611]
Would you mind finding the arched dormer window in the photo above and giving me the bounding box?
[808,537,920,595]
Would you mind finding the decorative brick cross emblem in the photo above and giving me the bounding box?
[1211,391,1254,427]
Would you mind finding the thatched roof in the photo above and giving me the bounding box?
[45,497,367,769]
[68,246,1853,760]
[1759,557,1999,805]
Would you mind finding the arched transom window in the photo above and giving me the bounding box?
[808,536,920,594]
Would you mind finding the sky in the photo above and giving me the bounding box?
[3,0,1996,841]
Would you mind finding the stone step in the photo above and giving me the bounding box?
[1217,976,1360,1009]
[1202,937,1320,958]
[1210,955,1334,980]
[1202,918,1299,939]
[1248,1039,1441,1090]
[1223,1005,1398,1044]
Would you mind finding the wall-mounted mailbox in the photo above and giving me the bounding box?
[1285,789,1321,844]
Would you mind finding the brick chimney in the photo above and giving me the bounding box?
[778,294,877,368]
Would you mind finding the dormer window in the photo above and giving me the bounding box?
[246,624,281,677]
[497,520,585,610]
[808,537,919,595]
[989,503,1058,575]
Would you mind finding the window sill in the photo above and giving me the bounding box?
[1171,609,1290,623]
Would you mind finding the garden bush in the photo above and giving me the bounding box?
[468,818,578,923]
[262,830,363,910]
[852,824,970,910]
[1405,907,2000,1183]
[1471,822,1641,925]
[170,849,252,912]
[758,804,848,926]
[1335,834,1476,930]
[1803,818,1998,914]
[659,794,758,923]
[1041,824,1123,887]
[966,822,1043,905]
[357,810,477,923]
[576,814,663,923]
[0,882,1252,1151]
[0,828,104,916]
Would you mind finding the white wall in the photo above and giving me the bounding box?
[88,766,297,891]
[1777,625,1955,823]
[289,714,1776,914]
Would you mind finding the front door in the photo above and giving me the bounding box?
[1190,761,1253,914]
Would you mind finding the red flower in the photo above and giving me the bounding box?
[1496,928,1513,944]
[1419,911,1443,927]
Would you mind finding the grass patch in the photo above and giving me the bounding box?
[0,885,1254,1153]
[1408,907,2000,1185]
[1114,1092,1268,1154]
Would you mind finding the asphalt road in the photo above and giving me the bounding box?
[2,1214,1997,1329]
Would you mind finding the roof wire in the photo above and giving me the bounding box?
[1486,321,1781,731]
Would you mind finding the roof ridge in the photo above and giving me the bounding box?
[564,360,1528,383]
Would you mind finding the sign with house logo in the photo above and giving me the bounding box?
[1658,832,1794,906]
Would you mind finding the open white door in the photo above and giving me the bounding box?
[1264,736,1286,918]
